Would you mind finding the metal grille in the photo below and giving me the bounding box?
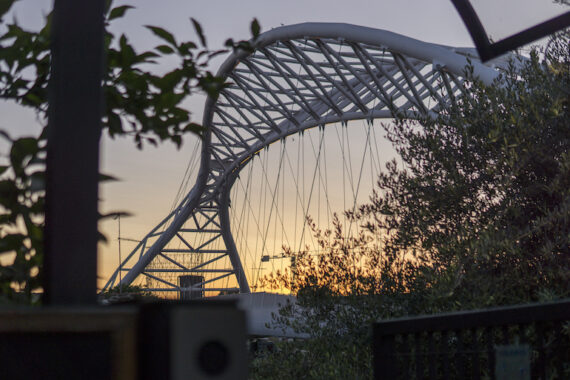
[373,300,570,379]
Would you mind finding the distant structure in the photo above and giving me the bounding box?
[103,23,511,297]
[214,292,303,337]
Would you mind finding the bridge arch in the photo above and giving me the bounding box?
[104,23,507,296]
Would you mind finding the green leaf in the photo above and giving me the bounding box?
[0,0,17,21]
[26,223,42,244]
[224,38,234,48]
[38,11,52,44]
[0,213,14,226]
[0,233,25,254]
[118,34,136,67]
[99,172,119,183]
[136,51,159,63]
[0,130,13,142]
[0,179,18,207]
[98,230,108,243]
[157,91,185,109]
[146,137,158,147]
[198,73,228,98]
[184,122,204,136]
[145,25,177,47]
[10,137,38,172]
[178,41,197,55]
[23,92,43,107]
[236,40,254,53]
[107,111,123,135]
[108,5,134,21]
[155,44,175,54]
[104,0,114,15]
[250,18,261,39]
[190,18,206,47]
[156,70,183,92]
[171,134,182,148]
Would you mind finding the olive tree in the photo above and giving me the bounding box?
[252,34,569,379]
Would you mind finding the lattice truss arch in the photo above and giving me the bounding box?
[103,23,507,296]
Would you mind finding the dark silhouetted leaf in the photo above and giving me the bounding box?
[145,25,176,47]
[0,233,25,254]
[250,18,261,39]
[0,130,13,142]
[99,173,119,183]
[155,44,175,54]
[190,17,206,47]
[107,111,123,135]
[184,122,204,136]
[10,137,38,172]
[108,5,134,21]
[0,0,17,21]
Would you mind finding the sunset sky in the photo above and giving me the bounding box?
[1,0,565,290]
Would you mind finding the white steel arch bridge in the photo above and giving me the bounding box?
[103,23,509,297]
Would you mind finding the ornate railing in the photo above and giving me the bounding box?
[373,300,570,379]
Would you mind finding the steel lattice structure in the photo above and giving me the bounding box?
[103,23,509,297]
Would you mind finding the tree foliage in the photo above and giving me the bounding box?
[98,284,161,304]
[0,0,258,304]
[252,35,570,379]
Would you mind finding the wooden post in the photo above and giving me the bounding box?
[44,0,105,304]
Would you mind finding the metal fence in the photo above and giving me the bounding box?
[373,300,570,379]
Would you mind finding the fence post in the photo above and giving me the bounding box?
[373,325,397,379]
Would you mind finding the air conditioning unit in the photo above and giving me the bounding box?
[138,301,247,380]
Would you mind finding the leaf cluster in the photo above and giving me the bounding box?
[0,1,261,303]
[0,132,43,304]
[98,284,160,304]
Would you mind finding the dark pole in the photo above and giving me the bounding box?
[44,0,105,305]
